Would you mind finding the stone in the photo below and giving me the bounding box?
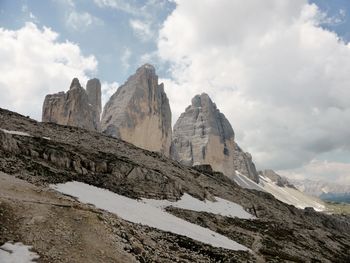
[42,78,101,131]
[101,64,172,156]
[171,93,259,183]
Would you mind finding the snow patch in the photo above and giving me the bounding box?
[0,242,39,263]
[51,181,250,251]
[0,128,31,137]
[143,193,254,220]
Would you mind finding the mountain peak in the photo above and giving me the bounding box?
[42,78,101,131]
[69,77,82,90]
[136,63,156,75]
[172,94,259,182]
[101,65,172,156]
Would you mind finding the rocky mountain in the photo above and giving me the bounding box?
[290,178,350,197]
[1,107,350,262]
[42,78,101,131]
[101,64,172,157]
[259,169,295,188]
[171,93,259,182]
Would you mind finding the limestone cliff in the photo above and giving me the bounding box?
[101,64,172,156]
[171,93,259,183]
[42,78,101,131]
[86,78,102,130]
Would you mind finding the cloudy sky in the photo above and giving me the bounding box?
[1,0,350,185]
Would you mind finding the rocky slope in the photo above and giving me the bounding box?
[101,64,172,156]
[259,169,295,188]
[171,93,259,182]
[42,78,101,131]
[1,107,350,262]
[231,170,326,211]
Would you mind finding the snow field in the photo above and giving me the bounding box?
[52,181,251,251]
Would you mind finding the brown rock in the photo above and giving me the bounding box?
[101,64,172,156]
[42,78,101,131]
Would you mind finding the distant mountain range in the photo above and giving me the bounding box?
[289,179,350,203]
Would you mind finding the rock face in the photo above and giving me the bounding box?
[0,130,19,154]
[86,78,102,130]
[101,64,172,156]
[171,93,259,182]
[259,169,295,188]
[42,78,101,131]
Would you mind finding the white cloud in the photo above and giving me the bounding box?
[120,48,132,69]
[21,4,28,13]
[0,22,97,120]
[52,0,104,31]
[139,51,159,66]
[101,81,119,108]
[66,11,104,31]
[129,19,153,41]
[157,0,350,182]
[52,0,75,8]
[21,4,39,23]
[93,0,140,16]
[317,8,347,26]
[280,159,350,185]
[94,0,171,42]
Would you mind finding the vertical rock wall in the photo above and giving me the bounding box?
[101,64,172,156]
[171,93,259,183]
[42,78,101,131]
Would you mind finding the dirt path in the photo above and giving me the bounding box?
[0,172,136,263]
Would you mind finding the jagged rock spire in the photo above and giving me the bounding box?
[42,77,101,131]
[171,93,259,182]
[101,64,172,156]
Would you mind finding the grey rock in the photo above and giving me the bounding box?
[259,169,295,188]
[0,130,19,153]
[42,78,101,131]
[101,64,172,156]
[171,93,259,183]
[86,78,102,131]
[232,144,259,183]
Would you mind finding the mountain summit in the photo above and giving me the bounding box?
[42,78,101,131]
[171,93,259,182]
[101,64,172,156]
